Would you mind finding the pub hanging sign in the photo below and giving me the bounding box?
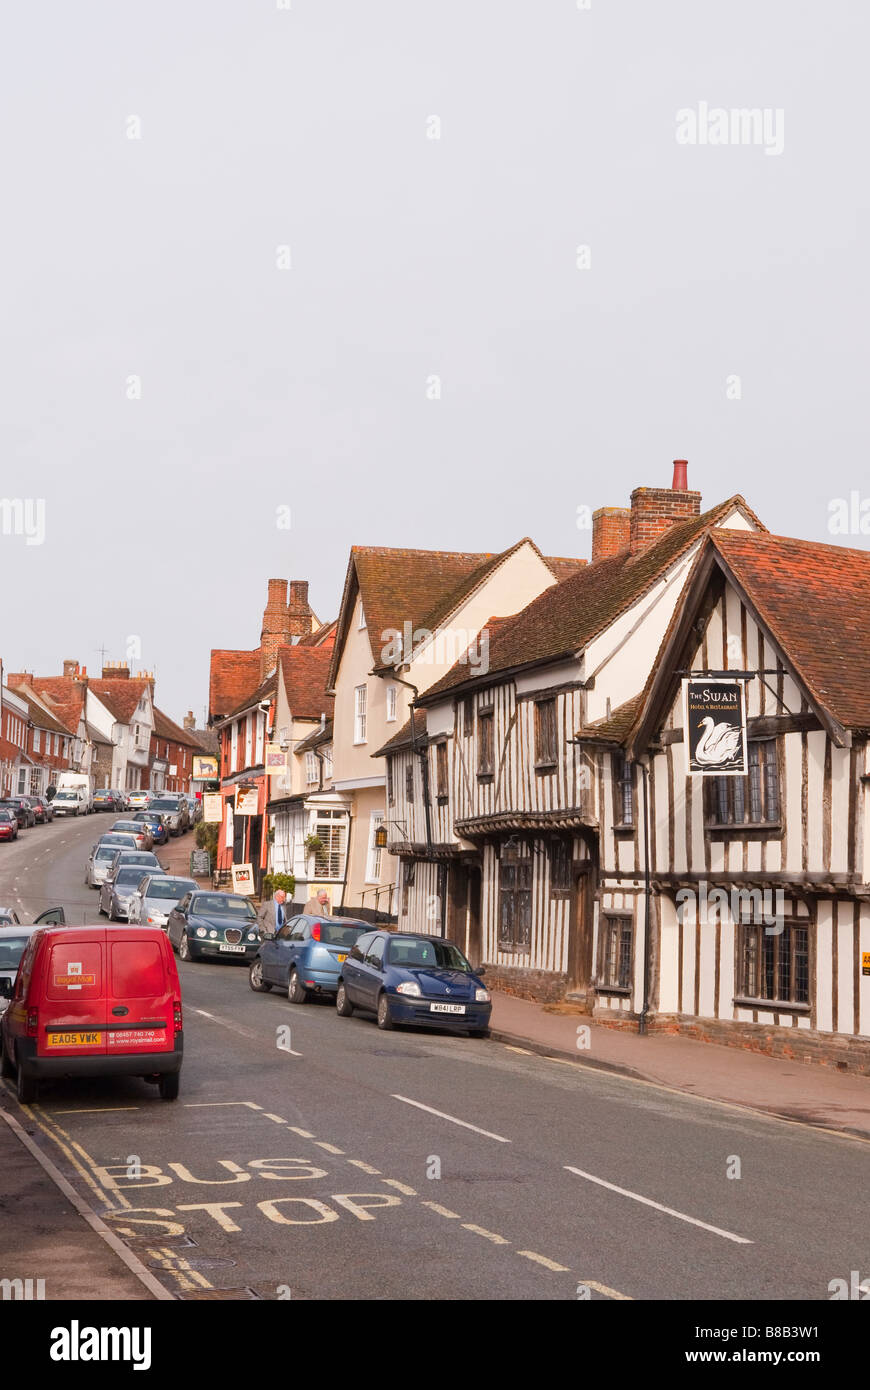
[682,677,748,777]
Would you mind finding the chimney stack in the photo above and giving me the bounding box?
[260,578,292,680]
[183,710,196,731]
[287,580,312,637]
[591,507,631,562]
[629,461,701,554]
[62,659,79,678]
[102,661,130,680]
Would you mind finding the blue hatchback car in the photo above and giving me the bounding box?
[249,914,371,1002]
[336,931,492,1036]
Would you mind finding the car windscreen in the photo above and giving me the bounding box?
[387,938,473,970]
[148,880,196,899]
[148,800,180,811]
[192,895,256,919]
[316,922,374,948]
[100,835,134,847]
[95,847,118,861]
[114,869,145,887]
[0,811,14,821]
[0,935,29,971]
[54,792,77,800]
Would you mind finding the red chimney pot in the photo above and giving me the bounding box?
[672,459,688,491]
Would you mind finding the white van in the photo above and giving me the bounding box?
[51,787,90,817]
[56,773,93,813]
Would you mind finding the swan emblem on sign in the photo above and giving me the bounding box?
[694,717,743,767]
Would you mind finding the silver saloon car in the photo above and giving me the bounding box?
[127,874,198,928]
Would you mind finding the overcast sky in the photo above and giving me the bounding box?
[2,1,866,722]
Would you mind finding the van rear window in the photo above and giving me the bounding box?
[111,941,165,999]
[46,943,102,1000]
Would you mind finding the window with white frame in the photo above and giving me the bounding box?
[322,745,333,780]
[17,767,28,794]
[354,685,367,744]
[245,715,253,768]
[305,751,318,785]
[386,685,397,722]
[312,811,346,880]
[33,728,41,752]
[358,601,366,629]
[230,722,238,772]
[366,811,385,883]
[255,712,265,766]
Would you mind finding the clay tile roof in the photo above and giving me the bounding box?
[226,672,278,721]
[575,693,644,745]
[419,496,762,702]
[710,528,870,730]
[209,650,262,722]
[277,646,335,721]
[30,678,86,733]
[328,540,575,688]
[297,619,337,648]
[152,706,202,747]
[9,687,76,737]
[89,678,151,724]
[375,709,428,757]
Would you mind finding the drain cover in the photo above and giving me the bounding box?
[179,1287,262,1301]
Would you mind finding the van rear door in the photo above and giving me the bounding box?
[105,933,175,1056]
[40,936,107,1058]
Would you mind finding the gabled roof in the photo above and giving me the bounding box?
[327,539,575,690]
[30,678,86,733]
[629,528,870,755]
[295,719,333,754]
[209,650,262,723]
[278,646,335,721]
[225,672,278,722]
[419,496,763,703]
[188,726,219,754]
[575,694,644,745]
[88,678,152,725]
[374,710,428,758]
[9,686,75,737]
[152,707,202,748]
[297,619,337,648]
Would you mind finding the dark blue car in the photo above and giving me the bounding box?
[249,914,371,1002]
[336,931,491,1036]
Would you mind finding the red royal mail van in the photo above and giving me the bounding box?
[0,925,183,1103]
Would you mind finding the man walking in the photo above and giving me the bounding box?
[303,887,331,915]
[257,887,287,937]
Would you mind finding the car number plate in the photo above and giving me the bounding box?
[219,943,246,953]
[430,1002,466,1014]
[47,1031,102,1047]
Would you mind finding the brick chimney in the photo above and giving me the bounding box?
[591,507,631,561]
[62,659,79,678]
[102,661,130,680]
[629,461,701,554]
[260,578,292,679]
[287,580,312,638]
[183,711,196,731]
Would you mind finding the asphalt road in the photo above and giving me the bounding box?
[2,813,869,1301]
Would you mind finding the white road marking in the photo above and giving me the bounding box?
[516,1250,569,1272]
[313,1141,344,1154]
[288,1126,314,1138]
[184,1101,263,1110]
[264,1113,287,1123]
[192,1007,303,1054]
[462,1223,509,1245]
[392,1095,511,1143]
[564,1166,753,1245]
[347,1159,382,1175]
[382,1178,417,1195]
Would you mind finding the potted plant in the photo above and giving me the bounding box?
[304,833,324,856]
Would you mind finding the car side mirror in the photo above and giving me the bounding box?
[0,978,13,998]
[475,965,486,975]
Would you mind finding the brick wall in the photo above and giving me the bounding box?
[484,963,568,1004]
[591,507,631,561]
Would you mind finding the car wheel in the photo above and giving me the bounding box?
[376,993,394,1031]
[158,1072,180,1101]
[16,1058,37,1104]
[179,932,193,962]
[288,969,308,1005]
[249,959,272,993]
[469,1029,490,1040]
[98,899,106,917]
[336,982,354,1017]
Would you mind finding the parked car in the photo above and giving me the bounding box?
[182,794,202,826]
[99,861,161,921]
[145,797,188,837]
[0,797,36,829]
[132,810,169,846]
[336,931,492,1036]
[249,914,371,1001]
[110,819,154,851]
[0,810,19,843]
[51,788,89,817]
[126,790,151,810]
[0,905,65,929]
[167,892,260,963]
[85,837,139,888]
[0,925,183,1102]
[27,797,54,825]
[93,789,125,812]
[128,875,198,928]
[0,915,71,1015]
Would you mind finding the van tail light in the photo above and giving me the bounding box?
[173,1001,183,1033]
[26,1007,39,1038]
[312,923,321,941]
